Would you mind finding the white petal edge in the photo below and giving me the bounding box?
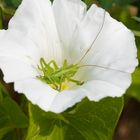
[15,78,87,113]
[0,30,40,83]
[50,80,126,113]
[0,56,38,83]
[14,78,59,112]
[14,77,126,113]
[82,80,125,101]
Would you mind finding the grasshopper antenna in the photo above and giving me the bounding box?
[77,9,106,64]
[79,64,129,74]
[76,9,129,74]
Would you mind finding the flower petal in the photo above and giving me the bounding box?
[0,30,40,62]
[69,5,137,68]
[68,4,138,99]
[9,0,62,63]
[0,56,38,83]
[14,78,59,111]
[82,80,125,101]
[14,77,124,113]
[83,5,138,72]
[0,0,62,82]
[50,88,86,113]
[40,79,124,113]
[68,4,106,61]
[0,30,39,83]
[15,77,87,113]
[53,0,86,58]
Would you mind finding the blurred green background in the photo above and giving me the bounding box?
[0,0,140,140]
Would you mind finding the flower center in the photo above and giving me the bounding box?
[37,58,84,91]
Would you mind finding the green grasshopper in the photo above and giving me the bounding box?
[38,58,84,91]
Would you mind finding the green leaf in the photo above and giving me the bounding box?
[26,97,123,140]
[131,68,140,85]
[82,0,94,8]
[0,97,28,139]
[0,127,13,140]
[0,8,3,29]
[2,7,15,16]
[126,68,140,101]
[2,130,17,140]
[0,82,9,104]
[0,82,9,98]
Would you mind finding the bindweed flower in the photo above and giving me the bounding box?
[0,0,138,113]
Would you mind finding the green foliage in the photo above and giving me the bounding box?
[83,0,134,9]
[0,84,28,139]
[98,0,134,9]
[0,8,3,29]
[126,68,140,101]
[131,17,140,37]
[0,83,9,99]
[1,0,21,8]
[26,97,123,140]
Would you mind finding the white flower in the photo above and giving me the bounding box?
[0,0,138,113]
